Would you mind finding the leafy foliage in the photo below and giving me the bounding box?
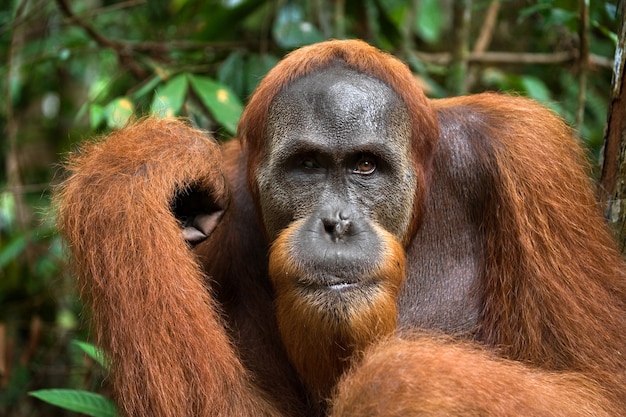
[29,390,118,417]
[30,389,118,417]
[30,341,117,416]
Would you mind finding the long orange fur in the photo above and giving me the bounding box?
[56,40,626,417]
[269,220,406,402]
[56,119,281,417]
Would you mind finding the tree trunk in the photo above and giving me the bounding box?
[599,10,626,255]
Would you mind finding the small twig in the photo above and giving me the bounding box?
[68,0,146,19]
[470,50,573,64]
[1,183,53,194]
[0,0,47,35]
[575,0,590,129]
[124,39,249,54]
[467,0,501,90]
[399,0,418,54]
[473,0,500,54]
[333,0,345,39]
[54,0,147,78]
[448,0,472,94]
[6,0,31,231]
[5,0,39,275]
[414,50,612,68]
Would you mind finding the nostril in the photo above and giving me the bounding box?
[323,218,336,235]
[322,215,352,239]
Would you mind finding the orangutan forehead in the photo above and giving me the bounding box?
[265,63,411,152]
[273,63,407,119]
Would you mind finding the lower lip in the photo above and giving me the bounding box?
[328,282,358,291]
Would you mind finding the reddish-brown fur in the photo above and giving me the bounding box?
[331,337,615,417]
[432,95,626,402]
[56,40,626,417]
[269,220,406,401]
[56,120,282,417]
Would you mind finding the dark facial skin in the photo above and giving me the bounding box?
[256,63,417,257]
[259,64,415,404]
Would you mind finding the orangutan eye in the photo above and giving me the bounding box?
[353,155,377,175]
[301,156,321,170]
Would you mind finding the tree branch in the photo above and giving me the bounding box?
[54,0,147,78]
[472,0,500,55]
[448,0,472,94]
[599,5,626,253]
[467,0,500,90]
[6,0,31,231]
[414,50,611,68]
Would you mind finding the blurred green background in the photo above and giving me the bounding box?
[0,0,620,415]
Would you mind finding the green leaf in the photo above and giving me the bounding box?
[170,0,189,14]
[133,75,164,100]
[188,74,243,135]
[29,389,119,417]
[197,0,265,41]
[0,235,27,269]
[244,54,280,96]
[73,340,110,370]
[89,104,105,130]
[56,309,78,331]
[272,3,323,48]
[0,191,16,227]
[218,51,247,98]
[151,74,188,118]
[376,0,409,27]
[592,20,618,45]
[518,2,553,22]
[218,52,279,98]
[105,97,134,129]
[520,75,552,103]
[415,0,443,43]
